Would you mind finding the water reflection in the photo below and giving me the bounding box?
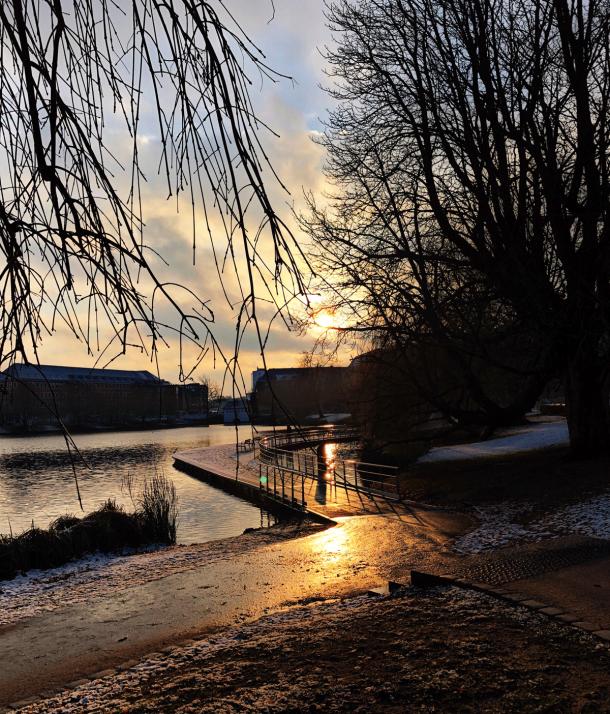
[0,425,275,543]
[322,443,337,482]
[314,442,338,505]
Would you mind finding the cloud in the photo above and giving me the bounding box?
[30,1,340,384]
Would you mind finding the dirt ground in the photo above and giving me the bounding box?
[18,585,610,713]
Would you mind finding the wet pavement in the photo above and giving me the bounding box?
[0,513,462,706]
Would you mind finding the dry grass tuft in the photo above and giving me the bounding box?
[0,473,179,582]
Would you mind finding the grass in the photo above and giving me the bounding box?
[0,472,178,582]
[400,446,610,509]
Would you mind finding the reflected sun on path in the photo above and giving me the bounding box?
[313,523,350,564]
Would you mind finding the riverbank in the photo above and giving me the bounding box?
[0,420,211,437]
[4,436,610,710]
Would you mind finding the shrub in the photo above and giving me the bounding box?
[0,474,179,581]
[50,514,80,532]
[136,472,178,545]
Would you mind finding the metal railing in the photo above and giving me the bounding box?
[256,426,401,502]
[258,462,308,511]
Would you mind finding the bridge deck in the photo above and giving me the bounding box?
[173,444,413,520]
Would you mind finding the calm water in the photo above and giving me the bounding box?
[0,425,275,544]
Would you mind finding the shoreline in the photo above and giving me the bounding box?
[0,519,326,629]
[3,441,610,710]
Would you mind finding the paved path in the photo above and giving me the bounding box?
[509,554,610,630]
[0,512,468,708]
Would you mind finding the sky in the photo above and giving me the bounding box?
[34,0,339,387]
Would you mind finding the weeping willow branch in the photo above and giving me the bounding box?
[0,0,307,379]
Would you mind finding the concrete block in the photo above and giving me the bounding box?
[502,592,529,602]
[521,600,547,609]
[410,570,452,587]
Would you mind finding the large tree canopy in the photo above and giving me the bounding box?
[305,0,610,455]
[0,0,303,381]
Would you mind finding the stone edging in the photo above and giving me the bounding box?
[408,570,610,642]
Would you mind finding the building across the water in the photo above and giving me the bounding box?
[223,396,251,425]
[251,367,351,424]
[0,364,207,432]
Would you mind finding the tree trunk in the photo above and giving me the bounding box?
[565,357,610,457]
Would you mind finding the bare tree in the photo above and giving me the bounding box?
[304,0,610,456]
[199,375,222,405]
[0,1,305,385]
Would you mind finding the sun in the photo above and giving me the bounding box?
[314,308,339,329]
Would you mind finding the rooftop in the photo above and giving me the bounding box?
[3,364,166,385]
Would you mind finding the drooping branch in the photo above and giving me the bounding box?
[0,0,306,382]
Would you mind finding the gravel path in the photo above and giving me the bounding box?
[17,585,610,713]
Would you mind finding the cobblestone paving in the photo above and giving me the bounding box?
[457,536,610,585]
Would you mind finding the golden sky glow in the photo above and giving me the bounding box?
[29,1,340,386]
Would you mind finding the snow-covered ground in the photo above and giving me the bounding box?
[0,524,316,627]
[455,493,610,554]
[418,420,568,464]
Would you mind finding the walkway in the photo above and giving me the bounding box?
[174,444,416,521]
[508,553,610,630]
[0,514,465,708]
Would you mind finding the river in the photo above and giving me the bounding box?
[0,425,275,544]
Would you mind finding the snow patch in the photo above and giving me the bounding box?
[540,494,610,540]
[455,493,610,554]
[419,421,568,464]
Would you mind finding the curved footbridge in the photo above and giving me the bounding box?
[173,427,418,521]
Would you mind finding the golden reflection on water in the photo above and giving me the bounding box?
[322,442,336,482]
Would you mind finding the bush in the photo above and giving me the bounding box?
[137,472,178,544]
[14,527,65,571]
[0,474,179,582]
